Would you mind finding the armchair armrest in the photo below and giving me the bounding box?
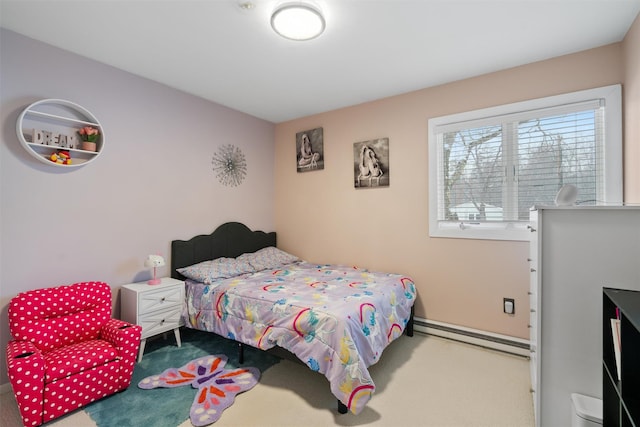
[100,319,142,351]
[6,340,46,424]
[7,339,45,369]
[99,319,142,389]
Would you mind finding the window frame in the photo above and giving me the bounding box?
[428,84,622,241]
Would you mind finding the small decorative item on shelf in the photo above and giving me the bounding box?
[78,126,99,152]
[49,150,72,165]
[144,254,165,285]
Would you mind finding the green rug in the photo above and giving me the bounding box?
[85,328,280,427]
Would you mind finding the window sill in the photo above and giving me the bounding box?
[429,221,531,241]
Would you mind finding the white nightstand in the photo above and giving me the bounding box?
[121,277,185,362]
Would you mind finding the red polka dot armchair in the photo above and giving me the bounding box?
[6,282,142,427]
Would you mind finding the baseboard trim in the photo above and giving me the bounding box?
[415,317,531,357]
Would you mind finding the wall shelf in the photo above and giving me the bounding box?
[16,99,104,167]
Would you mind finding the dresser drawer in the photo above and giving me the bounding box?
[529,312,537,340]
[138,286,183,313]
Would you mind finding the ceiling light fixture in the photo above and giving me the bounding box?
[271,2,326,41]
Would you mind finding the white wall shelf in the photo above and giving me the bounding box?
[16,99,104,167]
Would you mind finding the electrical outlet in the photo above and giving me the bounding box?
[503,298,515,314]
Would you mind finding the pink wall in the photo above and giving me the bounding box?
[274,41,637,340]
[623,13,640,203]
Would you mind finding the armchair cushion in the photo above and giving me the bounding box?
[43,340,117,382]
[9,282,111,352]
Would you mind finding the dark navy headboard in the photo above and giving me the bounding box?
[171,222,276,280]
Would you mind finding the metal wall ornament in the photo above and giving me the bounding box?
[212,144,247,187]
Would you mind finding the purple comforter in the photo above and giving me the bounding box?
[183,261,416,414]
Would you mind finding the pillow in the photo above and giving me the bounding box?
[237,246,299,272]
[177,257,255,283]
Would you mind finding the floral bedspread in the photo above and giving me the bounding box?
[183,261,416,415]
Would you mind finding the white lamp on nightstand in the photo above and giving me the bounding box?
[144,255,165,285]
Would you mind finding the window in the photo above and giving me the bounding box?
[428,85,622,241]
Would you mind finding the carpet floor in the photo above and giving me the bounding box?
[84,328,280,427]
[1,331,534,427]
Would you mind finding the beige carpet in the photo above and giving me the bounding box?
[1,334,534,427]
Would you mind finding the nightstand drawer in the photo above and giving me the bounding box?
[139,305,182,338]
[139,286,183,313]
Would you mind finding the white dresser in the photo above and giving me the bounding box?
[121,277,185,362]
[528,206,640,427]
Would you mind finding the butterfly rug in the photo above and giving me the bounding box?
[84,328,279,427]
[138,354,260,426]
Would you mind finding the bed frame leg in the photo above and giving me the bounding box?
[406,305,415,337]
[337,400,348,414]
[238,342,244,364]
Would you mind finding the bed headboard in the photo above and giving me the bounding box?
[171,222,277,281]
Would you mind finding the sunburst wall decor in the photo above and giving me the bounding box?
[211,144,247,187]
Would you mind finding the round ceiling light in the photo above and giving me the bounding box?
[271,2,326,41]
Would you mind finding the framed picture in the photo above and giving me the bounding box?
[296,127,324,172]
[354,138,389,188]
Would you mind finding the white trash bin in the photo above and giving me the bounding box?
[571,393,603,427]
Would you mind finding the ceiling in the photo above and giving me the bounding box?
[2,0,640,123]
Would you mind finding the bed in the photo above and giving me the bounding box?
[171,222,416,415]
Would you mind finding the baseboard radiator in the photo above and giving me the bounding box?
[414,317,530,357]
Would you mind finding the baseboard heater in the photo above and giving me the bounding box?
[413,317,530,357]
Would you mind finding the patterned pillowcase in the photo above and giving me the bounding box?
[237,246,299,272]
[177,257,255,284]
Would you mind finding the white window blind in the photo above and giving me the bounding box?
[428,85,622,241]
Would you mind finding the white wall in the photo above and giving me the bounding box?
[0,29,275,385]
[623,12,640,203]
